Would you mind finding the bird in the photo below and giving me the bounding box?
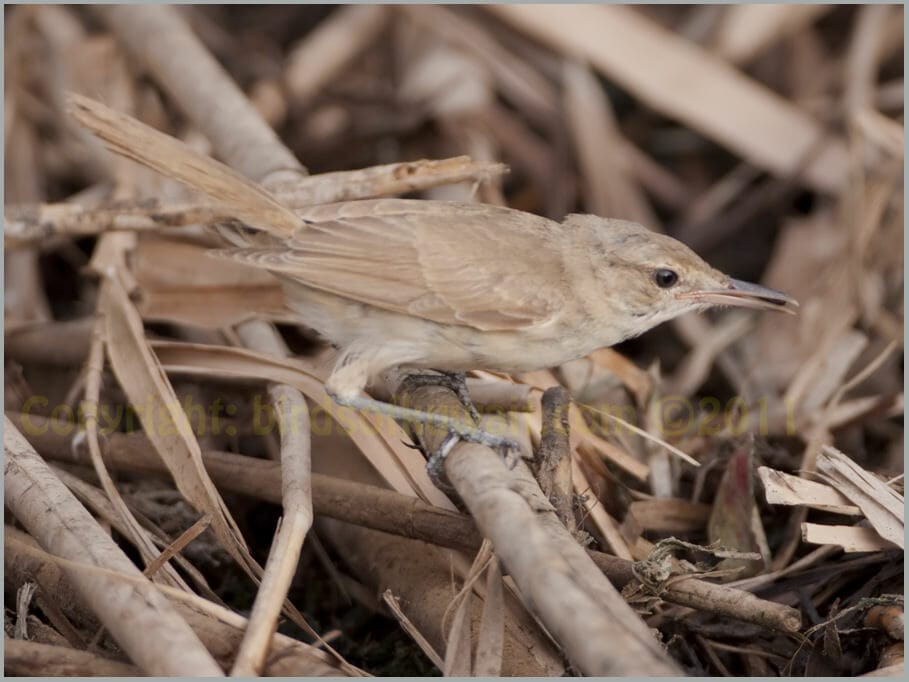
[212,198,798,471]
[63,95,796,472]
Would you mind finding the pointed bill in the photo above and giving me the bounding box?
[678,278,799,314]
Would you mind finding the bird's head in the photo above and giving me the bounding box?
[573,216,798,340]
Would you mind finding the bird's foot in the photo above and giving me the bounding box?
[326,391,522,487]
[400,371,481,424]
[426,427,521,487]
[425,432,460,489]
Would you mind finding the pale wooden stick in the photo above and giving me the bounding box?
[4,526,357,676]
[391,371,680,675]
[489,4,848,194]
[231,386,314,676]
[713,5,832,65]
[18,411,802,633]
[563,60,658,227]
[4,638,142,677]
[94,4,304,182]
[4,418,222,676]
[285,5,388,102]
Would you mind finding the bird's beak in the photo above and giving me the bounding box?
[677,278,799,314]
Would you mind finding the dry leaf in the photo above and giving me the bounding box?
[802,523,898,553]
[816,445,904,549]
[101,273,258,575]
[707,443,769,579]
[150,339,455,510]
[758,466,861,515]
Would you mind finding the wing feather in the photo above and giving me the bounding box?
[212,199,567,331]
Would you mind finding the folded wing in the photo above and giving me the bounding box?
[212,199,566,331]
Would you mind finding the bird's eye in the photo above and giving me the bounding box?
[653,268,678,288]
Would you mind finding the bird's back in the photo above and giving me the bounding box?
[214,199,571,332]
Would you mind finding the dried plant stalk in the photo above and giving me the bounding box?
[4,639,142,677]
[489,4,848,193]
[4,418,222,676]
[391,371,680,675]
[231,385,313,676]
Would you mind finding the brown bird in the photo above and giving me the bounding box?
[214,198,797,469]
[62,95,795,468]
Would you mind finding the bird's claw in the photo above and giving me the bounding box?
[425,427,522,486]
[401,371,482,424]
[496,438,522,470]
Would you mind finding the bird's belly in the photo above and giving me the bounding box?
[283,280,606,373]
[431,315,604,373]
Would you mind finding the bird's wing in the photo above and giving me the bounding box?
[212,199,567,331]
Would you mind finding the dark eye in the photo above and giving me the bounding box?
[653,268,678,288]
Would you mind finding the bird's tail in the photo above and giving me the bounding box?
[67,92,302,240]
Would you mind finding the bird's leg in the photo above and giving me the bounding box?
[425,432,460,491]
[326,391,521,467]
[399,370,481,424]
[327,346,519,480]
[329,391,520,451]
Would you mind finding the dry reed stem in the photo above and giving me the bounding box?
[801,524,897,553]
[816,445,904,549]
[230,318,364,653]
[228,316,489,668]
[758,466,862,516]
[151,336,453,507]
[562,60,657,226]
[4,156,508,247]
[4,418,222,676]
[628,498,712,533]
[667,312,753,397]
[536,386,577,534]
[12,410,806,633]
[48,465,204,596]
[94,5,304,182]
[518,369,637,558]
[713,5,832,65]
[285,5,388,103]
[231,385,313,676]
[101,265,259,578]
[390,371,680,675]
[319,516,564,676]
[5,526,102,635]
[443,542,493,675]
[381,590,444,669]
[4,526,355,676]
[400,5,558,126]
[474,555,506,675]
[3,638,142,677]
[10,535,358,675]
[269,156,508,207]
[489,4,848,193]
[845,5,893,116]
[83,284,190,589]
[12,410,479,549]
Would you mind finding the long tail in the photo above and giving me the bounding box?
[67,92,301,239]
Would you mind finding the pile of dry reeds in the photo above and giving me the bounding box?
[4,4,903,677]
